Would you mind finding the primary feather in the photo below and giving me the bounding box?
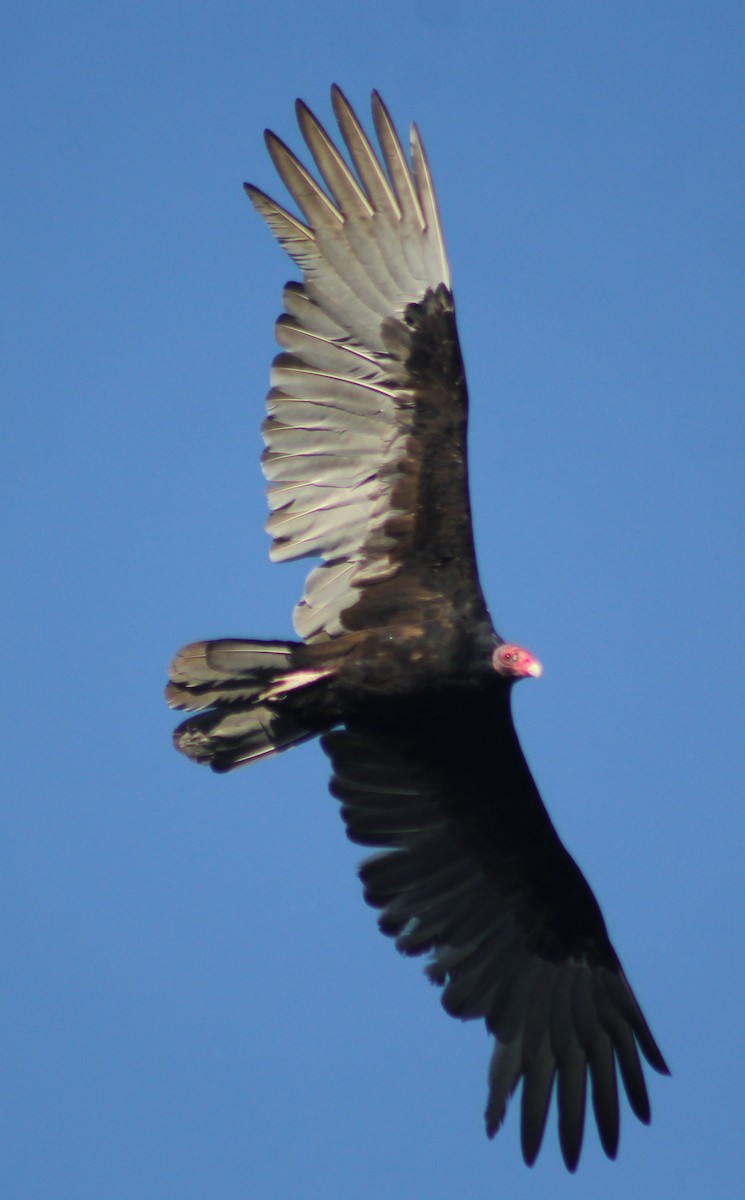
[166,87,668,1170]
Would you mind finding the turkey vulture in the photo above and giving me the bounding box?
[166,86,668,1170]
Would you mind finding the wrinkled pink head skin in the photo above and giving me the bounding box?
[492,643,543,680]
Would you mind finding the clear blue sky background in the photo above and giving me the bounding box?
[3,4,744,1198]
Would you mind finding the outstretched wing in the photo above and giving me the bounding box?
[246,88,489,642]
[322,692,669,1171]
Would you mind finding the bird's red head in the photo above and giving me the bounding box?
[492,643,543,680]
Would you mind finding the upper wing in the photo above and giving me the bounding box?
[321,692,669,1171]
[246,88,489,642]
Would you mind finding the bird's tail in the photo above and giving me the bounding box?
[166,639,331,773]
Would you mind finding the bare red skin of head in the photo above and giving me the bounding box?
[492,643,543,680]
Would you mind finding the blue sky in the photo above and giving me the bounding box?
[3,3,744,1197]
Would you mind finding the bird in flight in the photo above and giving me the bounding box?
[166,86,668,1171]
